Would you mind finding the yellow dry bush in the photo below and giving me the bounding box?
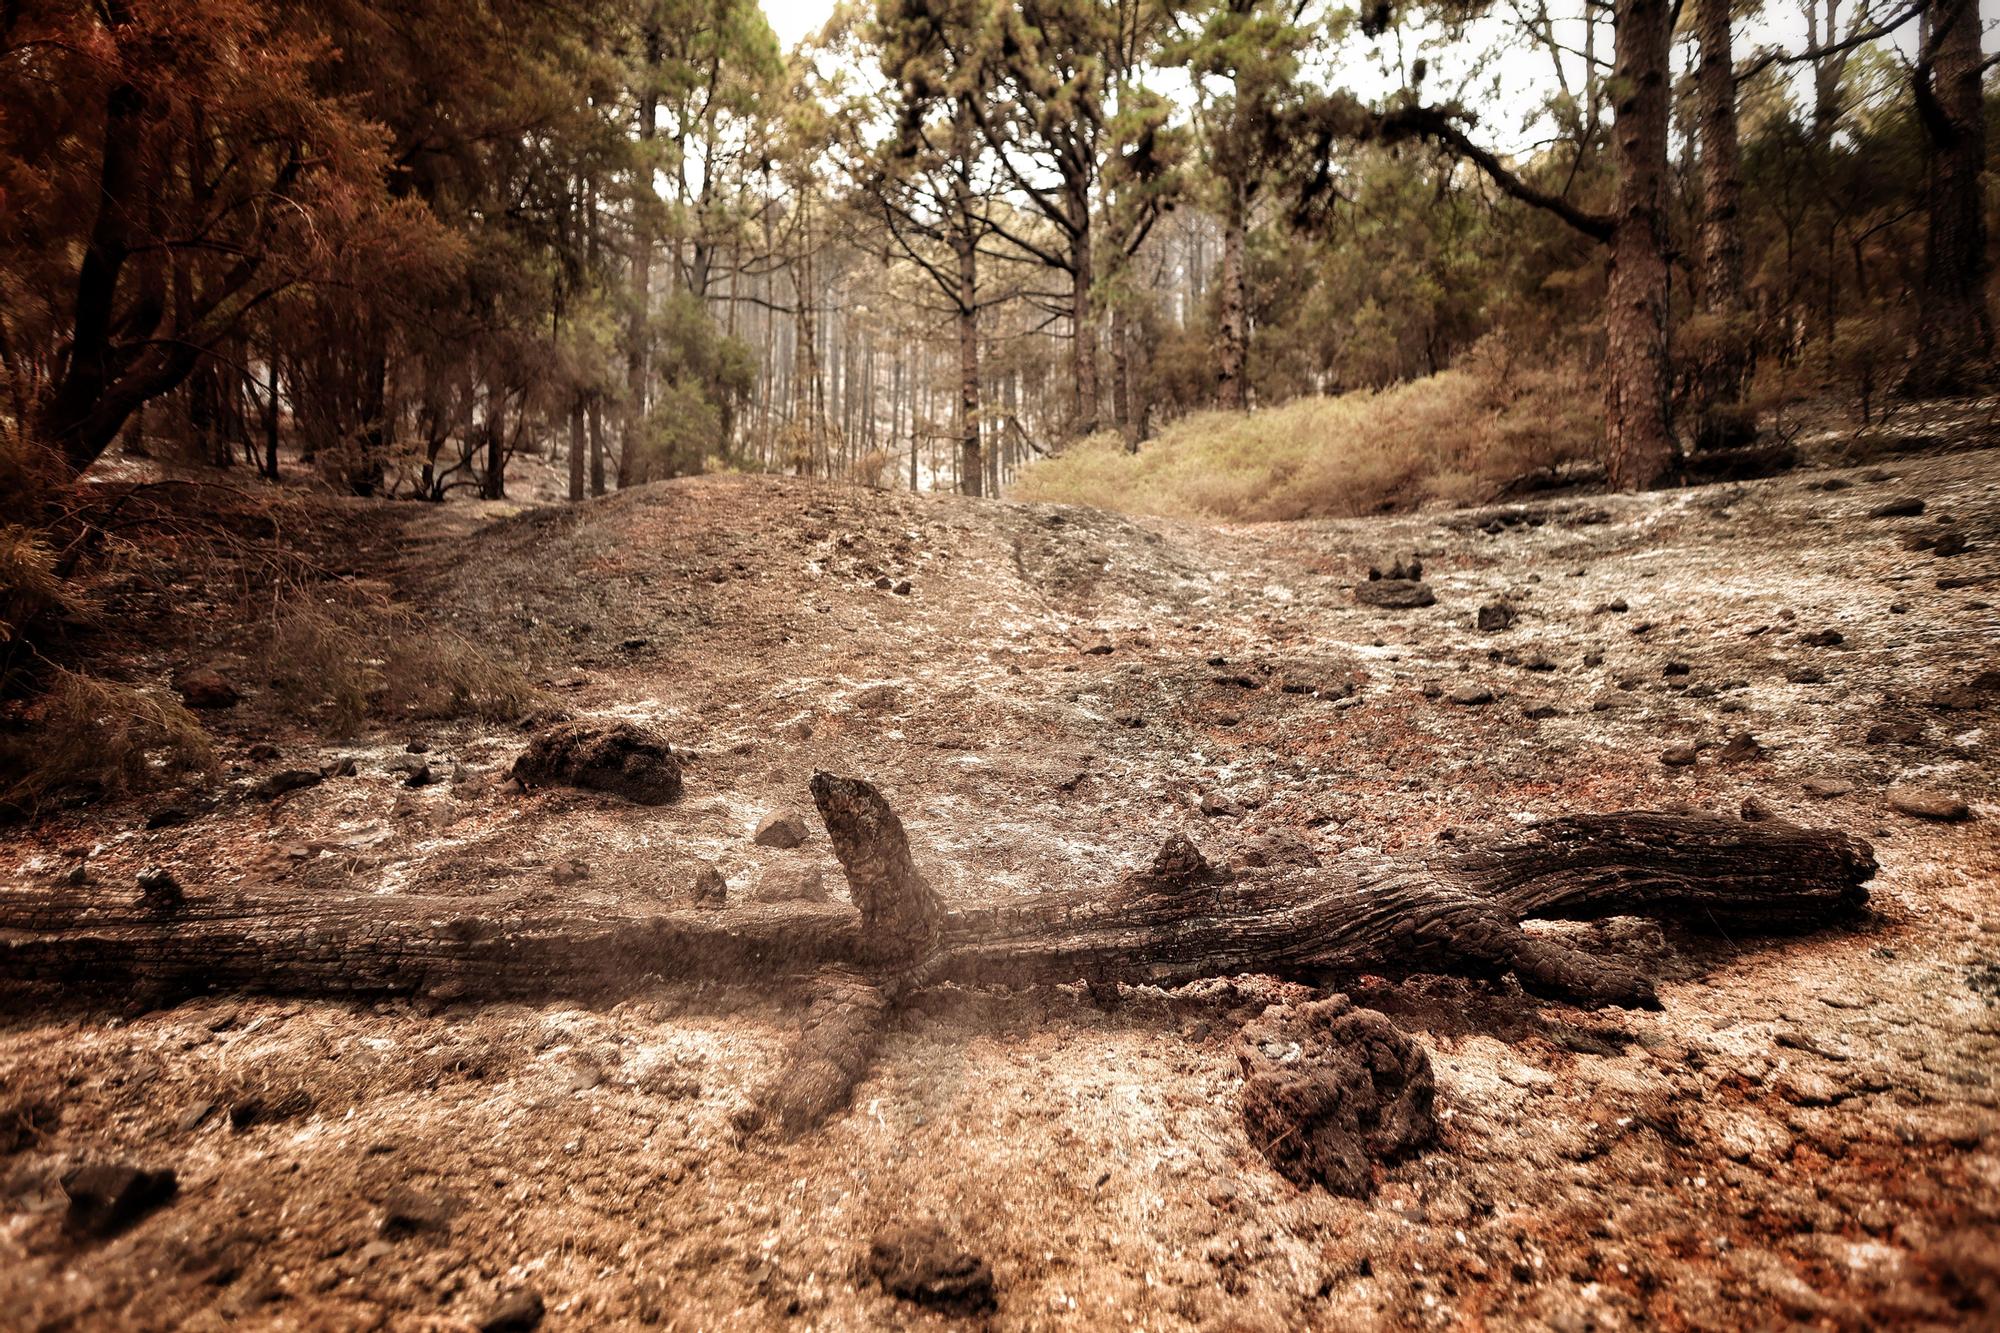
[1014,343,1598,520]
[2,670,215,812]
[263,603,542,737]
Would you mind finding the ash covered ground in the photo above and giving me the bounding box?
[3,425,1998,1329]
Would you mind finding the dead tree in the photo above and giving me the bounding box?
[0,776,1874,1189]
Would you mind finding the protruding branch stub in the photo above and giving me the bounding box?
[809,772,944,967]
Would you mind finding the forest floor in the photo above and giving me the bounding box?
[3,409,1999,1330]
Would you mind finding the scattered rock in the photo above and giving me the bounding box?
[865,1223,996,1315]
[1799,628,1844,647]
[251,768,323,802]
[1803,778,1854,799]
[1522,703,1559,720]
[173,667,239,710]
[402,762,435,789]
[1865,719,1923,746]
[1447,684,1493,706]
[1887,788,1970,822]
[475,1288,546,1333]
[1777,1069,1844,1107]
[1198,791,1243,818]
[1595,598,1628,614]
[1787,665,1826,685]
[1235,995,1435,1198]
[246,742,280,763]
[1869,496,1925,518]
[379,1185,456,1236]
[512,720,683,805]
[892,580,913,596]
[753,812,811,848]
[228,1088,314,1131]
[136,866,183,909]
[691,864,728,907]
[61,1163,177,1236]
[146,806,191,830]
[1476,602,1516,632]
[1659,742,1699,767]
[1355,580,1435,610]
[550,858,590,886]
[750,865,828,903]
[1662,660,1691,677]
[1717,732,1762,763]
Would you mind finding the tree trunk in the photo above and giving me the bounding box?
[0,800,1870,1013]
[1692,0,1754,451]
[588,399,607,496]
[1907,0,1992,394]
[955,239,983,498]
[567,400,586,502]
[1071,215,1098,436]
[1217,183,1248,412]
[1603,0,1677,490]
[621,39,661,489]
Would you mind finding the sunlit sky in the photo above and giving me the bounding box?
[756,0,1930,156]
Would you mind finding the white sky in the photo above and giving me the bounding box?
[757,0,1939,156]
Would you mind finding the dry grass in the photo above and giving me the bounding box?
[1,669,216,813]
[1013,345,1599,521]
[263,603,542,738]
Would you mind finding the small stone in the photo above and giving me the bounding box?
[690,865,727,907]
[1083,643,1114,655]
[753,812,810,848]
[1476,602,1516,632]
[1799,629,1844,647]
[1741,795,1775,821]
[874,576,892,589]
[750,865,827,903]
[1887,788,1970,822]
[1787,665,1826,685]
[1777,1070,1843,1107]
[246,742,280,763]
[866,1224,996,1315]
[1869,496,1925,517]
[402,763,435,789]
[892,580,913,596]
[379,1185,456,1236]
[550,859,590,886]
[1596,598,1629,614]
[1802,777,1854,798]
[1522,704,1559,720]
[173,667,239,710]
[1355,580,1435,610]
[1865,720,1923,746]
[1717,732,1762,764]
[1447,684,1493,706]
[1663,660,1691,677]
[251,769,323,802]
[511,720,683,805]
[1198,791,1242,817]
[61,1163,177,1236]
[476,1288,545,1333]
[136,866,183,908]
[1659,742,1699,767]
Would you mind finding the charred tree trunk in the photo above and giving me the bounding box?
[1071,209,1098,436]
[1604,0,1677,490]
[1693,0,1755,451]
[1907,0,1992,394]
[0,798,1871,1011]
[1217,182,1248,412]
[955,236,983,499]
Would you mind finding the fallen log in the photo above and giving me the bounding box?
[0,795,1873,1009]
[0,779,1877,1171]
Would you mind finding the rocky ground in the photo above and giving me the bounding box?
[3,421,1998,1330]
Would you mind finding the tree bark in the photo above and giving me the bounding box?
[955,237,983,498]
[1072,212,1099,436]
[567,400,586,502]
[1603,0,1677,489]
[1217,182,1249,412]
[621,31,661,489]
[1907,0,1992,394]
[1693,0,1755,451]
[0,801,1872,1012]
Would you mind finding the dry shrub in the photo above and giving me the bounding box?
[263,603,541,737]
[2,669,215,812]
[1013,339,1599,520]
[1,525,87,648]
[849,448,894,489]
